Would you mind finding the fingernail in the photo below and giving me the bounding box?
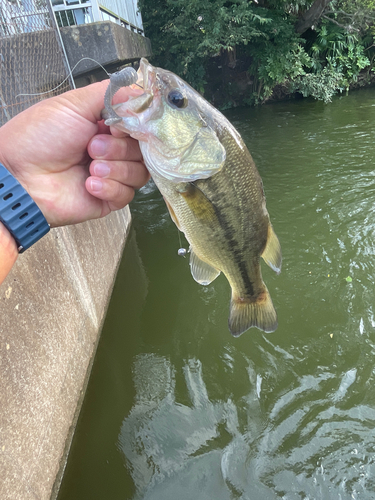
[90,178,103,192]
[94,163,110,177]
[91,138,108,157]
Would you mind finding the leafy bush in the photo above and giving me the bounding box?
[309,21,370,83]
[290,66,345,102]
[289,20,371,103]
[249,41,311,103]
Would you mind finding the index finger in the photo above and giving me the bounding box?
[59,79,143,124]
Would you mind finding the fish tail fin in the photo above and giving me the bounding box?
[261,224,282,274]
[228,286,277,337]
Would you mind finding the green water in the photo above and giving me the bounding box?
[58,88,375,500]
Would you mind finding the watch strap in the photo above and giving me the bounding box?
[0,164,50,253]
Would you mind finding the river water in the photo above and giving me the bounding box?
[58,88,375,500]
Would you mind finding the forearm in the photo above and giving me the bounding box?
[0,222,18,285]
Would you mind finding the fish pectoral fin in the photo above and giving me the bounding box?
[189,249,220,285]
[229,286,277,337]
[178,183,217,223]
[261,224,282,275]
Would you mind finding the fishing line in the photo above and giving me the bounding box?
[15,57,144,100]
[15,57,112,99]
[177,230,187,257]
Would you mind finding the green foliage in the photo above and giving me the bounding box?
[290,66,345,102]
[140,0,273,91]
[330,0,375,31]
[290,19,371,101]
[247,14,311,103]
[140,0,375,106]
[310,21,370,81]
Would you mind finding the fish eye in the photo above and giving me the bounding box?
[167,89,187,109]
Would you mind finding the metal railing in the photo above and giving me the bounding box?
[1,0,50,35]
[0,0,73,124]
[51,0,144,34]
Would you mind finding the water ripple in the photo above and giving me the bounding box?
[119,348,375,499]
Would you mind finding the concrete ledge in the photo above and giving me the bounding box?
[60,22,152,76]
[0,207,131,499]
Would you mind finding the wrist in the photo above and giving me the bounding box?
[0,127,14,176]
[0,163,50,252]
[0,222,18,285]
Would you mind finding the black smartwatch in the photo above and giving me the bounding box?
[0,163,50,252]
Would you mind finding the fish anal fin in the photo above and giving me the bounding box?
[189,249,220,285]
[261,224,282,275]
[229,286,277,337]
[164,198,181,230]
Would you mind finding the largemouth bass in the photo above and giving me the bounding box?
[103,59,282,336]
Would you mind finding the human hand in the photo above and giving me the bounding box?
[0,81,150,227]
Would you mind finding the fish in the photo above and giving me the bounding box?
[103,58,282,336]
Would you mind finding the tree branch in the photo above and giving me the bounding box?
[322,14,359,32]
[325,10,353,18]
[295,0,333,34]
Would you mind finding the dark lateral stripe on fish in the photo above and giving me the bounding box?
[204,187,255,298]
[231,248,255,298]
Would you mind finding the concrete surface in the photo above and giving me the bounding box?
[0,207,131,500]
[60,22,152,78]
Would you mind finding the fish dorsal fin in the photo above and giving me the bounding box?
[189,249,220,285]
[261,224,282,274]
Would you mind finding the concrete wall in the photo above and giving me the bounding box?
[60,22,152,81]
[0,207,131,499]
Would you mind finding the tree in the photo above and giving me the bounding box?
[140,0,375,106]
[295,0,333,33]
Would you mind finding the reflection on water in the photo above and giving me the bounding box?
[119,351,375,500]
[58,88,375,500]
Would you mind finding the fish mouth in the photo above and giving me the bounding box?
[102,58,163,136]
[129,58,166,119]
[137,58,155,93]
